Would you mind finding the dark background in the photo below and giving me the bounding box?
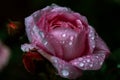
[0,0,120,80]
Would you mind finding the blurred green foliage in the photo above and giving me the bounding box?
[0,0,120,80]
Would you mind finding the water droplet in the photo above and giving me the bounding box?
[44,41,48,45]
[90,30,93,33]
[73,62,78,65]
[96,56,99,59]
[86,59,90,62]
[90,64,93,67]
[69,42,72,45]
[91,37,94,40]
[79,58,83,61]
[92,45,95,48]
[51,57,58,64]
[33,26,37,32]
[53,59,58,63]
[83,60,86,63]
[61,41,65,44]
[100,62,103,65]
[70,36,74,40]
[89,34,91,37]
[59,65,62,68]
[62,33,66,37]
[31,31,34,36]
[79,63,84,67]
[39,31,44,38]
[62,69,69,77]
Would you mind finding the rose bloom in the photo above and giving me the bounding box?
[21,4,110,79]
[0,41,10,71]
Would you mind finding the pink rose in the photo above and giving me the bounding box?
[21,4,110,79]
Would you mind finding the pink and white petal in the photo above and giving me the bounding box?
[25,16,52,52]
[70,53,105,70]
[25,14,46,44]
[50,57,82,79]
[37,49,82,79]
[95,33,110,56]
[45,33,63,58]
[88,25,96,53]
[70,31,110,70]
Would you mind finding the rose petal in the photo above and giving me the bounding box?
[88,26,96,53]
[51,57,82,79]
[70,53,105,70]
[70,31,110,70]
[49,27,87,61]
[44,33,63,57]
[25,17,43,43]
[37,49,82,79]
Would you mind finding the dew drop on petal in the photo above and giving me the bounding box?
[100,62,103,65]
[90,29,93,33]
[69,42,72,46]
[86,59,90,62]
[83,60,86,63]
[78,58,83,61]
[53,59,58,63]
[44,41,48,46]
[92,45,95,48]
[61,41,65,44]
[91,37,94,40]
[96,56,99,59]
[72,61,78,65]
[31,31,34,36]
[33,26,37,32]
[39,31,44,38]
[59,65,62,68]
[51,57,58,65]
[62,33,66,37]
[79,62,84,67]
[89,34,92,37]
[62,69,69,77]
[70,36,74,41]
[90,64,93,67]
